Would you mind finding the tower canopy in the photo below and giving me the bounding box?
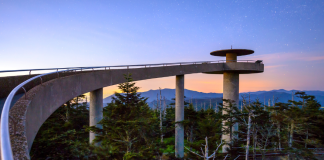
[210,49,254,57]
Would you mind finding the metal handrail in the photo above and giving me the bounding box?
[0,60,262,159]
[0,69,76,160]
[0,60,261,74]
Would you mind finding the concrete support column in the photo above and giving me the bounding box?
[222,72,239,152]
[89,88,103,146]
[226,53,237,62]
[175,75,184,158]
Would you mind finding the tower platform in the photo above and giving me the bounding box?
[205,49,263,74]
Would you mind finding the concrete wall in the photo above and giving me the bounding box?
[204,62,264,74]
[0,72,78,99]
[6,62,263,158]
[0,75,37,99]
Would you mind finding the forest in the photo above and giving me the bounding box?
[30,74,324,160]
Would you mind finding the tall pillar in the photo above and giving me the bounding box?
[222,72,239,152]
[89,88,103,146]
[175,75,184,158]
[208,48,260,153]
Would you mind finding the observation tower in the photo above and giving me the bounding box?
[205,48,263,152]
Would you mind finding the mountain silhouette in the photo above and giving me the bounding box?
[103,89,324,106]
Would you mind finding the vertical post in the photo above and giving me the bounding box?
[175,75,184,158]
[222,72,239,153]
[89,88,103,146]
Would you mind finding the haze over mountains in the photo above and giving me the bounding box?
[1,89,323,114]
[103,88,324,106]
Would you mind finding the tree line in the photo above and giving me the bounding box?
[30,74,324,159]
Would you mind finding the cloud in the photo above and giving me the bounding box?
[298,56,324,61]
[248,52,295,62]
[265,65,286,69]
[248,51,324,65]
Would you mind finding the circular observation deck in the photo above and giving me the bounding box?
[205,48,263,74]
[210,49,254,57]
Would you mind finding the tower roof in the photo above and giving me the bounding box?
[210,49,254,57]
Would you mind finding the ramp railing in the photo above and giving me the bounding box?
[0,60,261,76]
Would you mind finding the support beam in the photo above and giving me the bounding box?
[89,88,103,146]
[222,72,239,152]
[175,75,184,158]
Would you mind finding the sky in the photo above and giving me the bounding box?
[0,0,323,97]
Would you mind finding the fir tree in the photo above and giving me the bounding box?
[88,74,161,159]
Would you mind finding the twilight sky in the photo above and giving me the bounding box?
[0,0,323,97]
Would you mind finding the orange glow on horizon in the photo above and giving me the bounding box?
[100,73,276,98]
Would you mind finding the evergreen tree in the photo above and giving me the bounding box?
[30,95,89,159]
[184,104,223,159]
[30,81,324,160]
[88,74,161,159]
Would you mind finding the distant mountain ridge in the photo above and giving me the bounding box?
[103,89,324,106]
[103,88,222,104]
[1,89,323,114]
[242,89,324,96]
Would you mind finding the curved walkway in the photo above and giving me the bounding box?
[3,62,263,159]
